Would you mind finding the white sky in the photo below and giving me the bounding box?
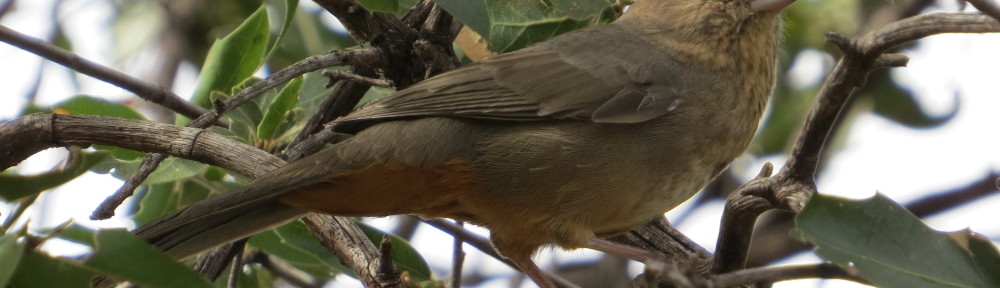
[1,1,998,288]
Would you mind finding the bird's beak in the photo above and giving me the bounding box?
[750,0,795,12]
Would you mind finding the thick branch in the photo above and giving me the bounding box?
[302,215,402,288]
[0,113,279,176]
[0,25,217,126]
[312,0,413,43]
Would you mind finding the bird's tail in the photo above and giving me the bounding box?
[133,166,324,259]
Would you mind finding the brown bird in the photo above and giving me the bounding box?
[130,0,793,287]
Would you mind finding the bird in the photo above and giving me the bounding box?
[126,0,793,287]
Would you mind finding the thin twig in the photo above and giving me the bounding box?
[285,66,374,154]
[0,24,220,126]
[252,251,323,288]
[323,70,393,88]
[227,245,244,288]
[706,263,867,287]
[422,218,581,288]
[451,220,466,288]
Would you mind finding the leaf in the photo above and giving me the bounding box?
[0,234,25,286]
[84,229,213,288]
[10,250,94,288]
[356,0,399,13]
[132,182,178,226]
[258,77,302,140]
[248,220,432,282]
[91,156,208,185]
[49,223,98,248]
[0,150,110,201]
[248,221,348,280]
[263,0,300,61]
[434,0,614,52]
[146,158,210,185]
[297,70,336,117]
[793,193,1000,288]
[235,264,277,288]
[866,72,958,128]
[268,9,356,68]
[432,0,490,38]
[486,0,615,52]
[190,6,270,108]
[53,95,145,120]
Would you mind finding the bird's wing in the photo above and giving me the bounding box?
[334,25,685,133]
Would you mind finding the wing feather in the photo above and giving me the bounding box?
[334,23,685,133]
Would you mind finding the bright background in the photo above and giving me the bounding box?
[1,0,997,287]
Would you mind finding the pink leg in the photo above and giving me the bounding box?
[510,256,558,288]
[587,238,664,263]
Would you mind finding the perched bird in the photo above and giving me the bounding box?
[128,0,793,287]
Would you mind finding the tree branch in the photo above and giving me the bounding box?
[0,24,219,126]
[699,11,1000,287]
[0,112,393,287]
[0,113,279,176]
[705,263,867,287]
[302,215,403,288]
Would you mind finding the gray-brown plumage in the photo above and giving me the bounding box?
[128,0,793,287]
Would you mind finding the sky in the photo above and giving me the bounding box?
[1,1,998,288]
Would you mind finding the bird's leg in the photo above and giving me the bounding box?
[587,238,665,264]
[510,256,558,288]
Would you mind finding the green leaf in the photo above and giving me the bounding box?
[268,10,356,68]
[248,221,348,280]
[234,264,277,288]
[248,220,432,282]
[53,95,145,120]
[793,193,1000,288]
[49,223,98,248]
[0,234,25,286]
[356,0,399,13]
[84,229,213,288]
[91,156,208,186]
[258,77,302,140]
[486,0,615,52]
[132,182,178,226]
[297,70,336,117]
[432,0,490,38]
[190,6,271,108]
[0,150,110,201]
[10,250,94,288]
[264,0,300,61]
[357,222,432,282]
[866,72,957,128]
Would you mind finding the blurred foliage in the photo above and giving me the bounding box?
[0,0,990,287]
